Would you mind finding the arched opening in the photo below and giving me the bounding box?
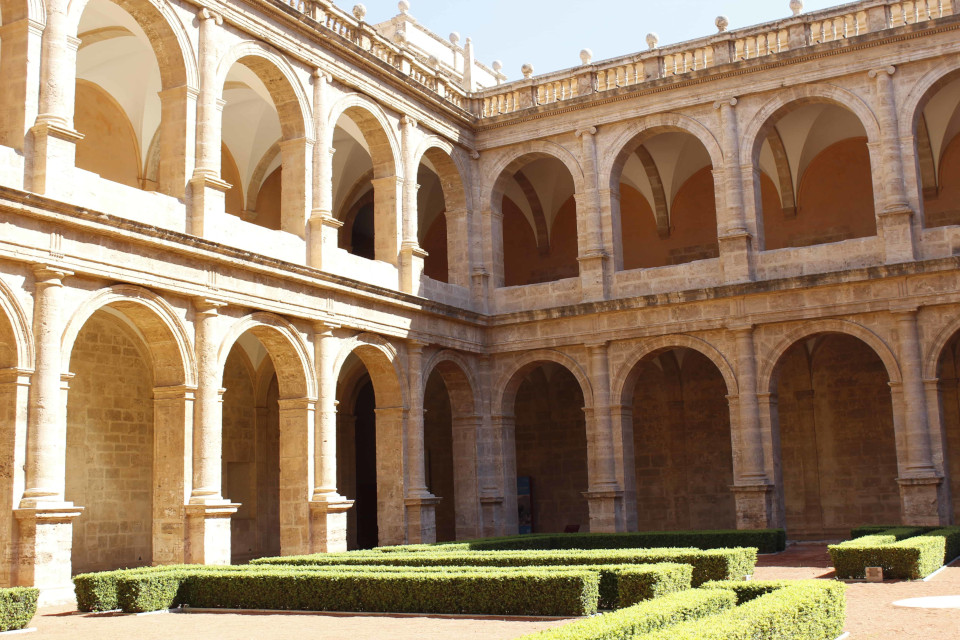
[913,72,960,228]
[336,344,405,548]
[0,294,27,587]
[507,362,589,533]
[424,370,455,540]
[613,130,719,270]
[755,103,876,249]
[622,347,735,529]
[934,329,960,522]
[65,309,157,573]
[220,62,282,230]
[333,106,399,264]
[417,147,469,286]
[74,0,160,190]
[221,336,280,563]
[493,155,579,287]
[773,333,900,539]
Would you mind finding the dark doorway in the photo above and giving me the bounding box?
[353,380,378,549]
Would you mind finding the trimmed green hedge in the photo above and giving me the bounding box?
[111,567,600,616]
[829,534,946,579]
[518,589,736,640]
[76,561,690,613]
[636,581,845,640]
[252,547,757,586]
[923,528,960,564]
[385,530,785,555]
[0,587,38,632]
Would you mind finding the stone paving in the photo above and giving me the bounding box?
[20,545,960,639]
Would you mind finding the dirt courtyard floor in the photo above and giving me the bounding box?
[23,545,960,639]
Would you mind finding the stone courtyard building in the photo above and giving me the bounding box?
[1,0,960,602]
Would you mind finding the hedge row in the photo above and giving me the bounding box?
[521,581,844,640]
[0,587,38,632]
[518,589,736,640]
[252,547,757,586]
[637,581,846,640]
[109,567,601,616]
[381,530,785,555]
[829,534,945,579]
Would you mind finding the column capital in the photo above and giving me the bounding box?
[194,297,227,315]
[584,340,609,351]
[313,318,341,334]
[197,7,223,24]
[890,303,920,317]
[575,125,598,137]
[32,264,72,285]
[312,68,333,83]
[400,115,418,129]
[407,338,429,354]
[713,97,738,109]
[727,321,755,333]
[868,65,896,79]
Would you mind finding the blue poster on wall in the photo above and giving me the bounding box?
[517,476,532,534]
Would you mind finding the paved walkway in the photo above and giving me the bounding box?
[22,546,960,639]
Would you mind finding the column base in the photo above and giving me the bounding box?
[879,206,916,264]
[185,502,238,565]
[897,476,947,526]
[308,494,354,553]
[14,504,83,605]
[479,495,504,538]
[577,251,610,303]
[399,244,427,294]
[26,121,83,198]
[584,488,624,533]
[718,231,754,284]
[307,214,343,270]
[187,173,231,237]
[731,483,780,529]
[404,494,441,544]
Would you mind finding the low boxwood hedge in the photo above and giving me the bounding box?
[922,528,960,564]
[251,547,756,586]
[384,530,785,554]
[0,587,38,632]
[517,588,735,640]
[829,534,946,579]
[635,580,846,640]
[111,567,600,616]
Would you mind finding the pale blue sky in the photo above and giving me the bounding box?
[362,0,845,80]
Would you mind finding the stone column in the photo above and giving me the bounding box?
[27,0,83,197]
[0,367,30,588]
[714,98,754,284]
[729,324,778,528]
[451,414,481,539]
[157,86,198,199]
[152,384,195,565]
[278,397,315,555]
[892,307,947,524]
[0,15,43,151]
[371,175,403,267]
[375,406,408,545]
[399,117,427,293]
[583,342,624,532]
[16,266,82,602]
[307,71,343,270]
[445,208,470,288]
[188,9,231,237]
[494,413,519,535]
[309,321,352,552]
[475,356,504,535]
[575,127,611,302]
[186,298,237,565]
[869,66,916,264]
[279,137,313,239]
[609,403,638,531]
[404,341,440,543]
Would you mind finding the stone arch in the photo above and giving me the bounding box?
[60,284,195,387]
[613,334,738,406]
[327,93,401,180]
[900,56,960,138]
[924,315,960,380]
[0,276,34,370]
[67,0,198,91]
[495,349,593,416]
[423,349,479,416]
[414,137,469,213]
[740,83,882,167]
[600,112,725,192]
[216,41,311,140]
[486,140,585,207]
[758,319,901,395]
[217,312,315,400]
[332,332,406,408]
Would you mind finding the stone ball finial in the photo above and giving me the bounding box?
[398,0,410,14]
[715,15,729,32]
[449,32,460,46]
[521,63,534,78]
[579,48,593,65]
[646,33,659,49]
[352,3,366,21]
[492,60,503,73]
[789,0,803,16]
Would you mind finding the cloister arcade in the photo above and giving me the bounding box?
[2,0,960,605]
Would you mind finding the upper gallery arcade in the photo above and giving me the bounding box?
[3,0,960,603]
